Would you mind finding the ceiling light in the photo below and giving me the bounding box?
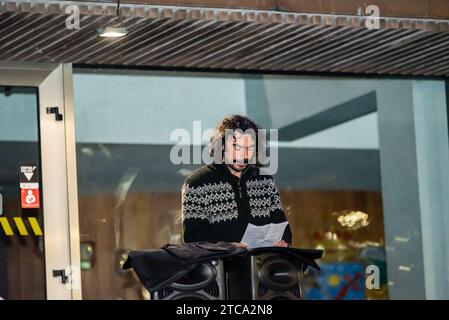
[98,27,127,38]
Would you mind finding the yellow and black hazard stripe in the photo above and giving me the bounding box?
[0,217,43,236]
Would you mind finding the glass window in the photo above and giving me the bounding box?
[0,86,46,300]
[73,69,449,300]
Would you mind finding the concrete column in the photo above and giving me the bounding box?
[377,80,449,299]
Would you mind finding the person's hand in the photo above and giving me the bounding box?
[232,242,248,249]
[274,240,289,247]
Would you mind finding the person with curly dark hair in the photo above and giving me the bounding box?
[181,115,292,248]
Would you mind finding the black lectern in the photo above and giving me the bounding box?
[123,242,323,300]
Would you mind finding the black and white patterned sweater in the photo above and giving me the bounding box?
[181,163,292,245]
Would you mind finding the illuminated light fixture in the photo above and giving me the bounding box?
[335,210,370,230]
[98,27,127,38]
[97,1,127,38]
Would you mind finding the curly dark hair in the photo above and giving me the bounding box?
[209,114,264,165]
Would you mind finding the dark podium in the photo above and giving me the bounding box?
[123,242,323,300]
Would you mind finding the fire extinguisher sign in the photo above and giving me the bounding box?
[19,163,40,209]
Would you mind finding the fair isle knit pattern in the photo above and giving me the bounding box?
[182,181,239,224]
[182,177,283,223]
[182,163,292,244]
[246,178,283,218]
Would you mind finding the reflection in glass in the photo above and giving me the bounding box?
[0,86,45,300]
[73,69,448,299]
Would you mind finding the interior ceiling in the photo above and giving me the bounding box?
[0,0,449,76]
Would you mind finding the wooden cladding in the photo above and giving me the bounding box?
[1,1,449,76]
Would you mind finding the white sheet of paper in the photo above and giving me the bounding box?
[240,222,288,248]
